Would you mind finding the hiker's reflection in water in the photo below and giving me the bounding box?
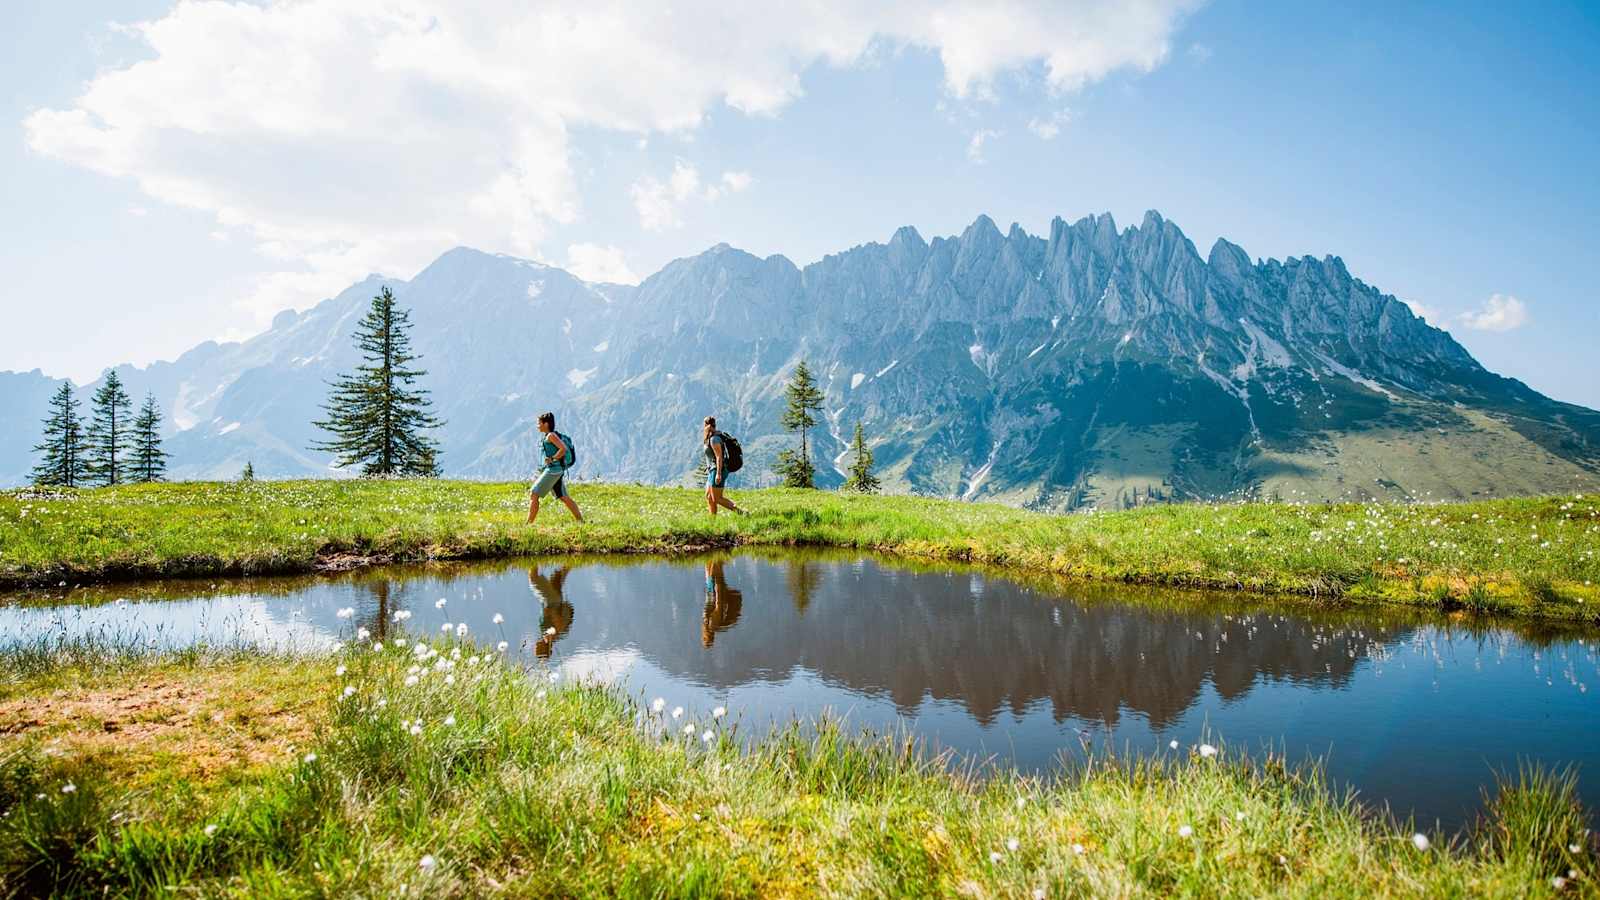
[702,559,744,648]
[527,566,574,658]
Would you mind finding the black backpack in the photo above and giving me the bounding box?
[713,431,743,473]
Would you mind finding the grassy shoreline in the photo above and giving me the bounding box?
[3,644,1594,896]
[2,480,1598,622]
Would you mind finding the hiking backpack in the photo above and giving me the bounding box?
[716,431,743,473]
[553,431,576,469]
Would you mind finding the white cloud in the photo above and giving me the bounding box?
[1187,42,1213,62]
[127,205,148,217]
[966,128,1000,163]
[1459,293,1529,332]
[631,161,753,229]
[566,242,639,284]
[1026,109,1072,140]
[26,0,1198,325]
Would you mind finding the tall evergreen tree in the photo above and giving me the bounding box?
[311,287,442,476]
[130,393,168,483]
[772,359,824,488]
[240,460,255,482]
[85,370,133,486]
[31,383,87,487]
[842,421,880,493]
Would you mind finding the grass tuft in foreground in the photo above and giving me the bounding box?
[0,641,1594,896]
[2,480,1599,621]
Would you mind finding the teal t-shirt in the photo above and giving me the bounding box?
[541,434,566,471]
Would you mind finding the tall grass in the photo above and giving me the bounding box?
[0,641,1593,896]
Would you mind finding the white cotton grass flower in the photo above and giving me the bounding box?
[1178,824,1193,838]
[204,824,218,837]
[989,850,1003,863]
[335,665,347,676]
[441,623,453,633]
[1016,797,1026,809]
[409,723,423,736]
[336,607,354,619]
[303,752,317,764]
[419,854,437,871]
[1169,740,1179,750]
[1553,876,1567,890]
[652,698,666,713]
[356,627,370,640]
[393,610,412,621]
[497,641,509,652]
[1570,843,1583,853]
[1235,811,1246,821]
[443,715,456,726]
[1411,833,1431,851]
[672,706,684,719]
[1072,843,1085,855]
[405,675,419,686]
[492,613,505,624]
[1033,890,1046,900]
[712,706,726,719]
[444,674,456,685]
[434,598,447,609]
[371,642,383,652]
[702,730,715,744]
[1006,838,1020,852]
[535,689,547,700]
[1198,743,1218,758]
[342,685,356,698]
[455,623,469,637]
[683,722,696,734]
[61,783,76,794]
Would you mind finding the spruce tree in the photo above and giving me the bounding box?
[842,421,880,493]
[85,370,133,486]
[240,460,255,482]
[31,383,87,487]
[772,359,824,488]
[311,287,442,476]
[130,393,168,483]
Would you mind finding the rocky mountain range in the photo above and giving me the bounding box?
[5,210,1599,508]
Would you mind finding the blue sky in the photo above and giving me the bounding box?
[4,0,1597,408]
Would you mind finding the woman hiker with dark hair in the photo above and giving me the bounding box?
[528,411,584,525]
[702,415,745,517]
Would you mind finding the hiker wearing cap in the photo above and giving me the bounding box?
[528,412,584,525]
[702,416,745,517]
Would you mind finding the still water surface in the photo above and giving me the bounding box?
[4,551,1596,828]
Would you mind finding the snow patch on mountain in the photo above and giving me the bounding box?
[850,372,865,389]
[566,367,597,388]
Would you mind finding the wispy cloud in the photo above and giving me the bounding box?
[1459,293,1529,332]
[967,128,1000,163]
[1188,42,1213,63]
[565,243,639,284]
[1026,109,1072,140]
[630,162,753,230]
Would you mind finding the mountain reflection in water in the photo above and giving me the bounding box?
[5,550,1596,828]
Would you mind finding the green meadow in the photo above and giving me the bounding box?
[1,480,1597,620]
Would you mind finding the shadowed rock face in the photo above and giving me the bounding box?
[7,213,1597,502]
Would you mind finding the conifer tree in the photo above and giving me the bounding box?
[772,359,824,488]
[842,421,880,493]
[311,287,442,476]
[130,393,168,483]
[240,460,255,482]
[85,370,133,486]
[31,383,87,487]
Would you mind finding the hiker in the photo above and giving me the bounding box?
[528,565,574,659]
[701,558,744,648]
[702,415,745,517]
[528,412,583,525]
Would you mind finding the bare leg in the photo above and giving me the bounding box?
[717,492,740,513]
[706,486,718,516]
[527,493,540,524]
[560,496,584,522]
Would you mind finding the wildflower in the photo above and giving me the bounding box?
[393,610,412,621]
[434,598,447,609]
[1553,876,1567,890]
[342,685,356,698]
[672,706,684,719]
[497,641,509,652]
[535,689,547,699]
[372,642,383,652]
[1033,890,1046,900]
[683,722,696,734]
[1235,811,1246,821]
[441,623,452,633]
[409,723,423,736]
[444,674,456,685]
[1570,844,1582,853]
[652,698,666,713]
[61,783,76,794]
[336,607,354,619]
[419,854,437,871]
[455,623,469,637]
[548,671,559,683]
[394,638,408,648]
[204,824,218,837]
[702,730,715,744]
[443,715,456,726]
[1178,825,1193,838]
[467,655,480,666]
[1198,743,1218,758]
[1072,843,1085,855]
[1007,838,1020,852]
[712,706,726,719]
[492,613,505,624]
[356,627,370,640]
[303,752,317,763]
[405,675,419,686]
[990,851,1003,863]
[1016,797,1026,809]
[1169,740,1179,750]
[1411,833,1430,851]
[335,665,347,676]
